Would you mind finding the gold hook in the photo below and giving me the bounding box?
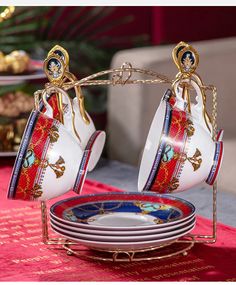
[112,62,133,85]
[42,86,81,142]
[64,71,90,125]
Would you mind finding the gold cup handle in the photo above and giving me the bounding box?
[65,71,90,125]
[172,77,212,133]
[41,86,81,142]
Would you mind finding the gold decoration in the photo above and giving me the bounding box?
[175,148,202,171]
[46,156,66,178]
[186,148,202,171]
[29,184,43,199]
[168,177,180,192]
[48,125,60,143]
[47,45,69,67]
[0,6,15,23]
[172,41,199,75]
[154,218,164,224]
[185,119,195,137]
[0,50,30,74]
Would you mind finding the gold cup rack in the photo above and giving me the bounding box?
[39,42,218,262]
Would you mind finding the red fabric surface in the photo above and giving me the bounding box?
[0,166,236,281]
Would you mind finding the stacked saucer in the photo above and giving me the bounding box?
[50,192,195,251]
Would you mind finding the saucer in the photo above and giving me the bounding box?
[50,214,195,236]
[51,223,195,251]
[50,218,195,242]
[50,192,195,230]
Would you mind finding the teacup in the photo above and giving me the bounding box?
[39,86,105,171]
[7,109,96,201]
[138,80,224,193]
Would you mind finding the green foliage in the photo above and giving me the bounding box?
[0,7,149,113]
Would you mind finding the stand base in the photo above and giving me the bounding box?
[60,237,195,262]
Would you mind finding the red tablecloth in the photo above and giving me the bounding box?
[0,166,236,281]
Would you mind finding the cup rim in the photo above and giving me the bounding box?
[141,96,172,191]
[73,130,103,194]
[206,140,224,185]
[7,110,40,199]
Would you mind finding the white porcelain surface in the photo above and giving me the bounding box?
[40,120,84,200]
[50,209,195,231]
[50,218,195,242]
[50,214,195,236]
[51,224,195,251]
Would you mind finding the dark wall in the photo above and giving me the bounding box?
[111,7,236,45]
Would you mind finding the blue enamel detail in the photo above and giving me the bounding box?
[23,149,35,168]
[162,144,174,162]
[62,201,182,224]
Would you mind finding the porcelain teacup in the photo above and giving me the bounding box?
[138,80,224,194]
[7,109,95,201]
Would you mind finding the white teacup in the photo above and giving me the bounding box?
[7,110,85,201]
[138,80,224,194]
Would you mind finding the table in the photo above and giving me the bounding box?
[1,159,236,281]
[88,159,236,227]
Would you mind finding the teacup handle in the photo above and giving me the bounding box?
[173,78,212,134]
[42,86,81,142]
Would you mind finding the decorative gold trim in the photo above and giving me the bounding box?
[176,43,199,75]
[175,148,202,171]
[47,45,69,68]
[172,41,189,72]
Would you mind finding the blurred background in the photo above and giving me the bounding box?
[0,6,235,192]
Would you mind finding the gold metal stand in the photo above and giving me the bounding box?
[39,42,219,261]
